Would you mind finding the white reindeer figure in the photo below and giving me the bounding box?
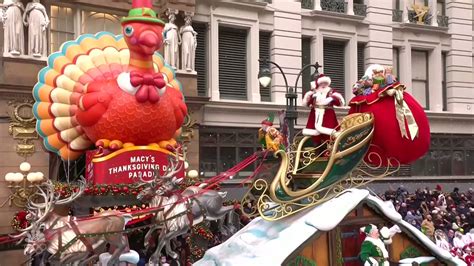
[14,179,133,266]
[136,153,236,264]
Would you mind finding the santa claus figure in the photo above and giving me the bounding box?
[302,74,345,144]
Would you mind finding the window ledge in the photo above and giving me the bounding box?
[2,54,47,64]
[425,110,474,120]
[303,10,366,23]
[214,0,268,10]
[394,22,449,34]
[176,69,197,76]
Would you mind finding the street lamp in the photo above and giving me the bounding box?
[3,162,46,207]
[258,59,322,143]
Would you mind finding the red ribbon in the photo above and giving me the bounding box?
[130,71,166,103]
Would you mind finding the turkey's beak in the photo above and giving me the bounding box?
[138,30,160,55]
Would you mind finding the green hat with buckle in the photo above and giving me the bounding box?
[121,0,165,25]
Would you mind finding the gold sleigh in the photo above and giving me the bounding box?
[241,113,400,221]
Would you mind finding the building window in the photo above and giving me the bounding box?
[301,37,312,95]
[411,50,429,109]
[437,0,446,15]
[442,52,447,111]
[393,47,400,78]
[199,127,261,178]
[218,26,248,100]
[393,0,401,10]
[323,40,346,96]
[357,43,365,79]
[194,22,208,97]
[50,6,75,53]
[259,31,272,102]
[411,134,474,176]
[82,11,121,34]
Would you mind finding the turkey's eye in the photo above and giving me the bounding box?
[124,25,134,37]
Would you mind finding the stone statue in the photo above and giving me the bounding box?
[163,9,180,69]
[23,0,49,58]
[180,12,197,72]
[1,0,25,56]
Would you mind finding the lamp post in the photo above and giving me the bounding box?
[3,162,45,207]
[258,59,323,143]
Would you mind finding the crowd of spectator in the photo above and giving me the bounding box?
[380,185,474,263]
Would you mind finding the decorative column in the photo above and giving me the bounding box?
[364,0,394,65]
[314,0,322,11]
[271,0,302,105]
[209,7,220,101]
[446,0,473,113]
[402,0,410,23]
[347,0,355,15]
[428,45,443,111]
[249,20,260,103]
[429,0,438,26]
[345,36,358,98]
[399,42,412,94]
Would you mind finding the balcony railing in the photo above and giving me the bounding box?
[392,9,403,22]
[304,0,367,17]
[437,15,449,27]
[353,3,367,16]
[321,0,346,14]
[301,0,314,9]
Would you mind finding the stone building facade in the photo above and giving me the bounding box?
[0,0,473,260]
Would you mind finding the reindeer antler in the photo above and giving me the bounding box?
[55,177,86,205]
[134,148,184,188]
[18,177,87,234]
[163,151,184,181]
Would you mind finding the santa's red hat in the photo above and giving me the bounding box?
[316,74,331,86]
[436,184,442,191]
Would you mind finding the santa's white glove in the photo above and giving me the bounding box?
[365,257,379,266]
[316,97,333,106]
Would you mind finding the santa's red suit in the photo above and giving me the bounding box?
[302,75,345,144]
[464,251,474,265]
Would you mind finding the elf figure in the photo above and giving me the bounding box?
[259,114,274,148]
[359,224,400,266]
[258,114,285,152]
[302,74,345,144]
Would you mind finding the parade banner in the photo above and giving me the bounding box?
[86,146,184,184]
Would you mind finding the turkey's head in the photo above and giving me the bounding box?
[121,0,165,56]
[122,21,163,56]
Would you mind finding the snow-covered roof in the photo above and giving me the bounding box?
[195,188,466,266]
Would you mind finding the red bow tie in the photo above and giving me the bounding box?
[130,71,166,103]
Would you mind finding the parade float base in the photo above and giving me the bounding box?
[195,189,465,266]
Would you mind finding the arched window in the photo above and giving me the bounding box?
[82,11,121,35]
